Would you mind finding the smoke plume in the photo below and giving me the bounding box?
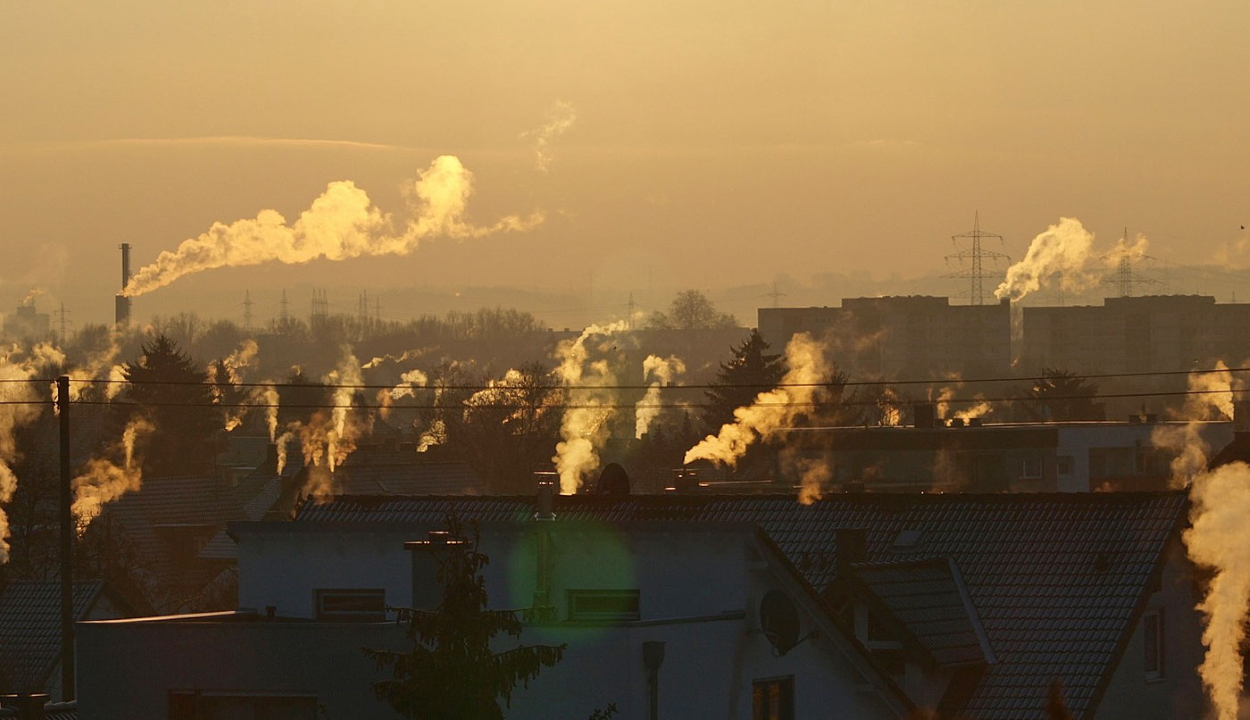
[553,322,628,494]
[0,343,66,563]
[1186,462,1250,720]
[122,156,544,297]
[634,354,685,439]
[684,333,830,467]
[71,416,155,529]
[297,347,365,501]
[994,218,1096,302]
[527,100,577,172]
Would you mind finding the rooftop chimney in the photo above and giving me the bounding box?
[534,471,557,520]
[912,403,936,429]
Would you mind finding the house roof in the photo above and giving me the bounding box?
[840,557,994,668]
[293,491,1185,720]
[0,700,76,720]
[0,582,102,693]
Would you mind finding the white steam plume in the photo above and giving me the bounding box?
[634,354,685,439]
[526,100,577,172]
[994,217,1096,302]
[122,156,544,297]
[71,416,155,530]
[684,333,830,467]
[1187,461,1250,720]
[298,347,365,501]
[553,322,629,494]
[0,343,65,562]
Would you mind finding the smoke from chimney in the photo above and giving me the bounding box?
[634,354,685,440]
[121,156,543,298]
[684,332,830,468]
[552,322,628,494]
[994,218,1096,302]
[72,416,154,529]
[0,343,66,563]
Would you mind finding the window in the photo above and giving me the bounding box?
[752,676,794,720]
[1020,456,1043,479]
[1057,456,1074,476]
[567,589,640,622]
[314,589,386,621]
[1144,610,1165,680]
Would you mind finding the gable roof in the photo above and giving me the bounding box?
[838,557,994,668]
[0,582,102,693]
[293,491,1185,719]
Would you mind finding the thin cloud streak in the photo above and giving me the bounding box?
[0,135,427,154]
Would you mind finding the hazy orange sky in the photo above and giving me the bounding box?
[3,0,1250,326]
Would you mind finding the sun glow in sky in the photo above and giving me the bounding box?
[3,0,1250,323]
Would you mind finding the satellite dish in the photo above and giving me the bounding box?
[759,590,801,655]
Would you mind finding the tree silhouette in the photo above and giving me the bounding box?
[119,334,219,476]
[647,290,738,330]
[365,513,565,719]
[702,330,785,431]
[1024,368,1104,422]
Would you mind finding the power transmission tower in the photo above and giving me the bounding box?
[55,302,71,345]
[945,212,1010,305]
[242,290,254,332]
[626,292,637,329]
[1101,228,1161,297]
[763,281,787,308]
[374,297,381,324]
[279,290,290,323]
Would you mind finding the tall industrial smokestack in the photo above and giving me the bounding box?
[115,243,132,327]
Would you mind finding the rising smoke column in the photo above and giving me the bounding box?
[1186,461,1250,720]
[71,416,155,529]
[634,355,685,439]
[684,333,831,486]
[298,347,366,501]
[553,322,628,494]
[122,155,544,297]
[994,218,1096,302]
[0,344,65,563]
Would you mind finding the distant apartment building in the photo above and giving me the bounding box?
[777,417,1232,493]
[1020,295,1250,373]
[758,297,1010,379]
[3,302,50,342]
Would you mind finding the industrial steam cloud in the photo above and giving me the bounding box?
[121,155,544,297]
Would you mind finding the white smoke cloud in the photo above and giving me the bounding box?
[298,347,365,501]
[684,333,830,467]
[526,100,577,172]
[1186,461,1250,720]
[122,155,544,297]
[994,217,1097,302]
[553,322,629,494]
[0,343,66,563]
[71,416,155,530]
[634,354,685,439]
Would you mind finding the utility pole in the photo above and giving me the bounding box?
[57,375,74,701]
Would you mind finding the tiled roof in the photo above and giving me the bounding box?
[0,700,76,719]
[294,491,1185,719]
[0,582,101,693]
[331,461,486,496]
[843,557,991,667]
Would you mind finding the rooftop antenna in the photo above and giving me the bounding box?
[945,212,1010,305]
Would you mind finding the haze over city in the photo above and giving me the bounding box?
[5,2,1250,719]
[4,0,1250,325]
